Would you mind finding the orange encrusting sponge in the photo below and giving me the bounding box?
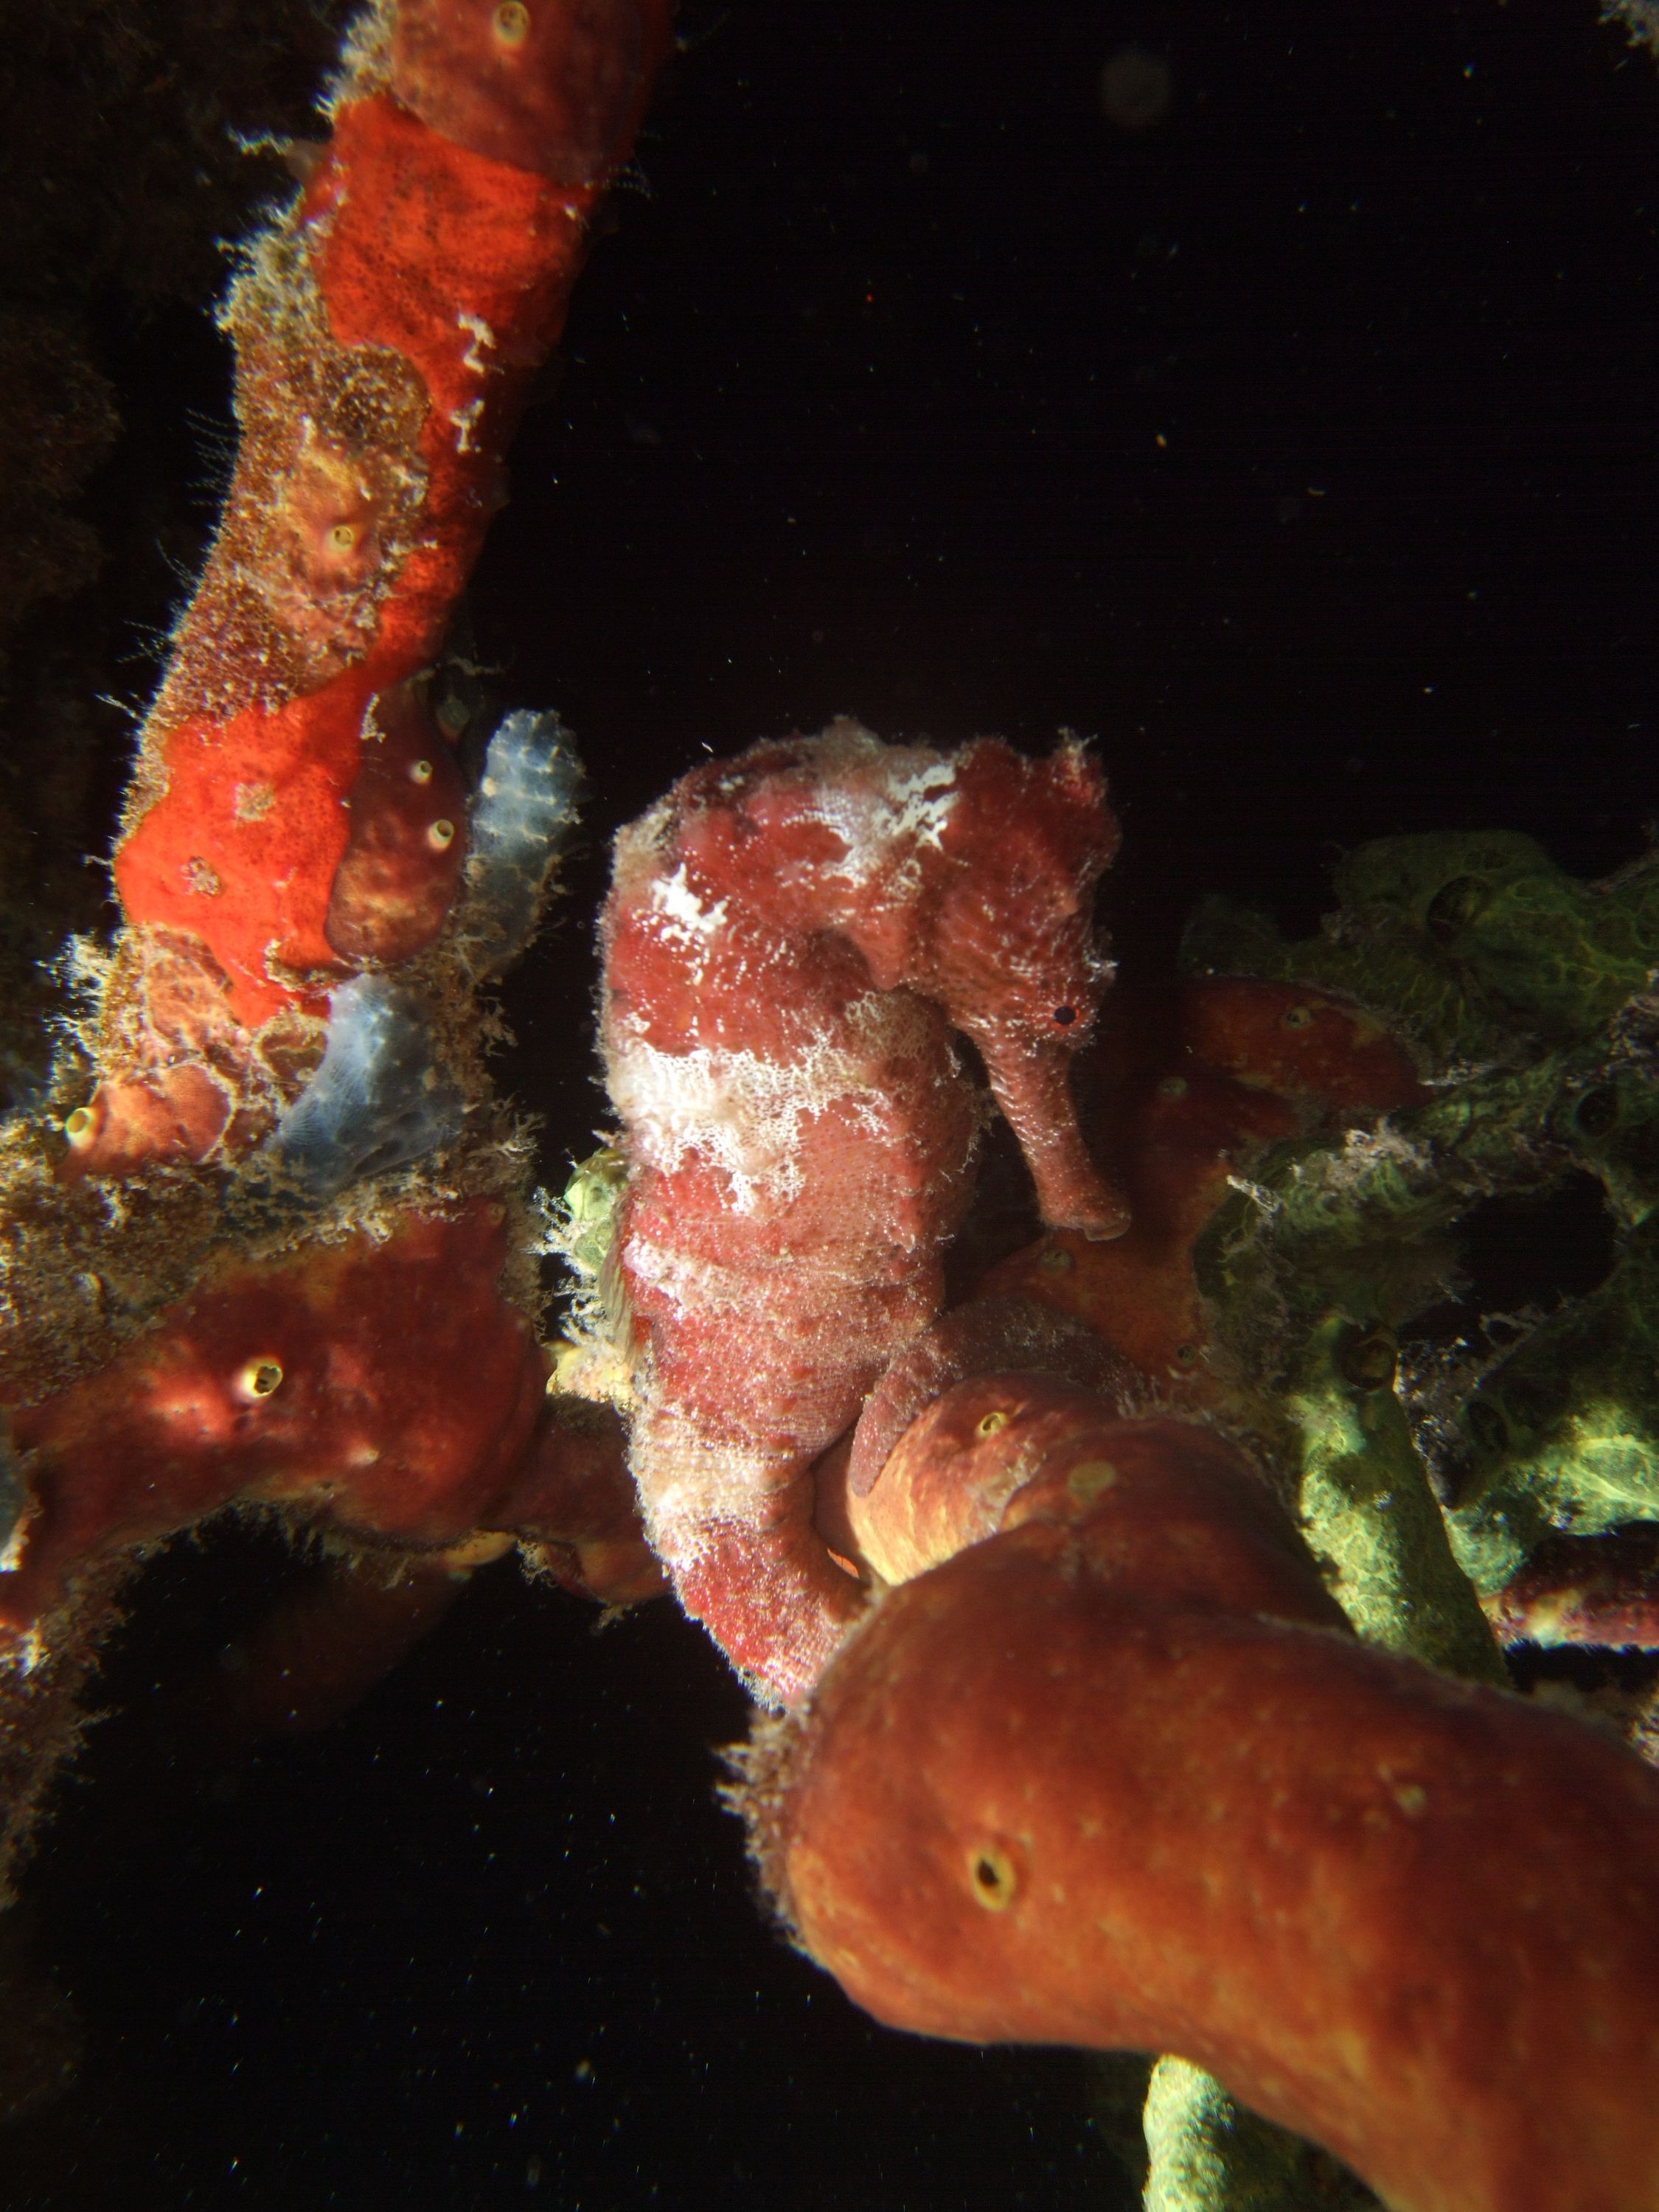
[88,1,675,1172]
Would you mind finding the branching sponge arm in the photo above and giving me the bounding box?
[738,1380,1659,2212]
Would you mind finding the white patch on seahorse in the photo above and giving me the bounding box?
[647,863,730,947]
[606,990,929,1211]
[790,720,961,892]
[630,1413,793,1548]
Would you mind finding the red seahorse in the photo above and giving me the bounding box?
[597,718,1126,1704]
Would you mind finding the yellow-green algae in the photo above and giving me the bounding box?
[1140,829,1659,2211]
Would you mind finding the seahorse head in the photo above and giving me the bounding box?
[914,736,1118,1043]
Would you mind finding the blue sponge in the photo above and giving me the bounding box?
[462,710,583,970]
[265,976,464,1197]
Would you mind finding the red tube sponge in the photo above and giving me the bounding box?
[3,1202,545,1634]
[84,0,675,1173]
[743,1378,1659,2212]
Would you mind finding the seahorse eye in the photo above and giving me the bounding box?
[1051,1004,1076,1026]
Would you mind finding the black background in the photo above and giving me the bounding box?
[7,2,1658,2205]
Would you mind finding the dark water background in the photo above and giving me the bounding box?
[5,1,1657,2205]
